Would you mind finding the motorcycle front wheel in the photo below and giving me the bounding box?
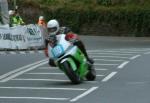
[62,61,81,84]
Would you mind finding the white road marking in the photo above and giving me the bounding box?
[95,63,118,66]
[0,87,86,91]
[144,52,150,54]
[12,78,98,83]
[102,72,117,82]
[38,67,108,72]
[96,75,105,77]
[85,81,98,83]
[95,68,108,71]
[91,55,129,59]
[123,49,150,52]
[38,67,58,69]
[0,60,48,82]
[0,51,6,55]
[39,67,108,71]
[88,50,141,54]
[89,52,133,56]
[29,51,35,54]
[115,48,150,51]
[94,59,125,62]
[0,96,69,100]
[70,87,98,102]
[9,51,17,55]
[0,59,48,81]
[117,61,129,69]
[12,78,70,82]
[26,72,104,77]
[38,51,44,53]
[88,49,150,54]
[109,51,141,54]
[130,55,141,60]
[26,73,64,75]
[19,51,26,54]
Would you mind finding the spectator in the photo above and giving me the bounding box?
[38,16,47,28]
[9,9,25,27]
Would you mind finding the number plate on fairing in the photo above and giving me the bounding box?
[51,44,65,58]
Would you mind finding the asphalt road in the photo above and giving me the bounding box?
[0,36,150,103]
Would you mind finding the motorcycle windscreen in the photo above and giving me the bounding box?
[51,44,65,58]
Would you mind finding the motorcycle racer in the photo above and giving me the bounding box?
[44,19,94,66]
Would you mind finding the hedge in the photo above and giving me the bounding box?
[16,0,150,36]
[42,6,150,36]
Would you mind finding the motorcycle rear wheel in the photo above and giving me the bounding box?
[86,66,96,81]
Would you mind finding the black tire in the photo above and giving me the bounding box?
[86,66,96,81]
[62,61,81,84]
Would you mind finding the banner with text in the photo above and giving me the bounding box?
[0,24,45,49]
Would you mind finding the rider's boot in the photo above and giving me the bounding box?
[74,40,94,64]
[87,58,94,64]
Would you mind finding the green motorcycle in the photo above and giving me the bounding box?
[47,34,96,84]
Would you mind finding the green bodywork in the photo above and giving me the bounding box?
[57,46,89,79]
[73,47,89,78]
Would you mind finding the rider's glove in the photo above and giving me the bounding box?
[65,33,79,40]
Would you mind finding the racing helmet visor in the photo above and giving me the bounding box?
[48,27,57,33]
